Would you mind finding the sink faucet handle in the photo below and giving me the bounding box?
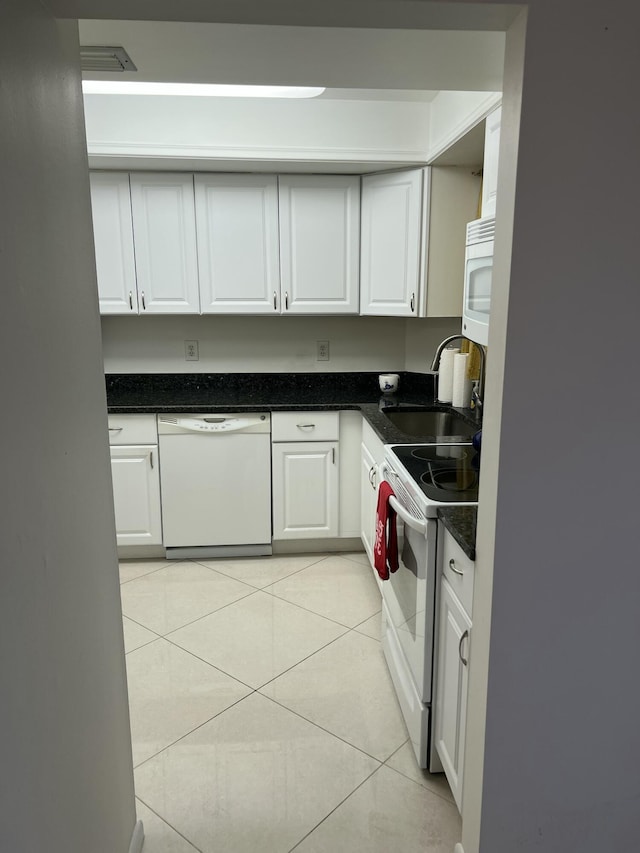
[470,380,483,411]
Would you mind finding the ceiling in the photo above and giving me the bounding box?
[79,18,504,170]
[78,20,504,95]
[53,1,521,32]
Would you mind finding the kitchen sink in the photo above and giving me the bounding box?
[382,407,477,439]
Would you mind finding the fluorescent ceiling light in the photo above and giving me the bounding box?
[82,81,325,98]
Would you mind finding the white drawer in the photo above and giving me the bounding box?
[440,525,474,616]
[271,411,339,442]
[108,414,158,445]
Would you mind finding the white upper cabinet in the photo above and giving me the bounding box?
[279,175,360,314]
[425,166,483,317]
[129,173,200,314]
[481,105,501,218]
[361,166,481,319]
[360,169,424,317]
[89,172,138,314]
[195,174,280,314]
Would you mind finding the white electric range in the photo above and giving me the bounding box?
[380,442,479,770]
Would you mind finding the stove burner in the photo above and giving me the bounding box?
[411,446,471,463]
[389,443,480,503]
[421,465,478,492]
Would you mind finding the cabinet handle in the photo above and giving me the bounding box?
[297,423,315,430]
[410,292,415,313]
[332,447,336,465]
[108,427,123,433]
[368,464,376,489]
[141,291,146,310]
[129,291,133,310]
[449,557,464,576]
[150,450,154,469]
[459,629,469,666]
[285,291,289,310]
[273,291,277,310]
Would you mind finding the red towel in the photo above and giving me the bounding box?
[373,481,399,581]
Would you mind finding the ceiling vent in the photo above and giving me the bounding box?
[80,46,137,73]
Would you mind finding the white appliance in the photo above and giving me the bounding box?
[462,215,495,346]
[157,413,272,559]
[380,442,478,769]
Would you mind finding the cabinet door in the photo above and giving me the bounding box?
[89,172,138,314]
[360,441,378,564]
[360,169,423,317]
[425,166,482,318]
[434,576,471,811]
[130,173,200,314]
[481,106,501,218]
[195,174,280,314]
[279,176,360,314]
[110,445,162,546]
[272,442,339,539]
[338,411,362,538]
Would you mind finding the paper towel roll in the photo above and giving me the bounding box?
[452,352,473,408]
[437,347,459,402]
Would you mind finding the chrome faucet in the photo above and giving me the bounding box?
[431,334,485,414]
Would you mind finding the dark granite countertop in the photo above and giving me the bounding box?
[437,507,478,561]
[106,371,481,555]
[105,371,481,446]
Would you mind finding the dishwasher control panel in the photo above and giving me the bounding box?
[158,414,270,435]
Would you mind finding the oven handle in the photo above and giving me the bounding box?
[388,495,427,536]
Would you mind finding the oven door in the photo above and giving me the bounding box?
[381,499,437,703]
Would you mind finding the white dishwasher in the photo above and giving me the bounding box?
[157,413,272,559]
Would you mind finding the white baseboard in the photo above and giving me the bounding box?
[454,843,465,853]
[272,537,363,554]
[128,820,144,853]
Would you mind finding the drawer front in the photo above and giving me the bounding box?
[440,526,474,616]
[108,414,158,445]
[271,411,339,442]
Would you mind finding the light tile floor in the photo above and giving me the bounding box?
[119,552,461,853]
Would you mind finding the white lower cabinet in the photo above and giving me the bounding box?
[109,446,162,546]
[360,419,386,566]
[272,442,339,539]
[271,411,340,541]
[434,529,474,811]
[108,415,162,547]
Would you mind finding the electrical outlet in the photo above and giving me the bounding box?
[317,340,330,361]
[185,340,199,361]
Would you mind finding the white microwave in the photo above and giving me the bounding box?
[462,215,495,347]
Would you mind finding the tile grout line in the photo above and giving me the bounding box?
[382,741,457,806]
[134,795,205,853]
[132,687,259,771]
[125,585,258,639]
[256,689,393,766]
[187,551,333,585]
[160,634,261,692]
[286,762,384,852]
[122,556,381,639]
[119,563,172,585]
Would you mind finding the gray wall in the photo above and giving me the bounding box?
[465,2,640,852]
[101,316,459,375]
[0,4,136,851]
[5,1,640,851]
[101,315,408,373]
